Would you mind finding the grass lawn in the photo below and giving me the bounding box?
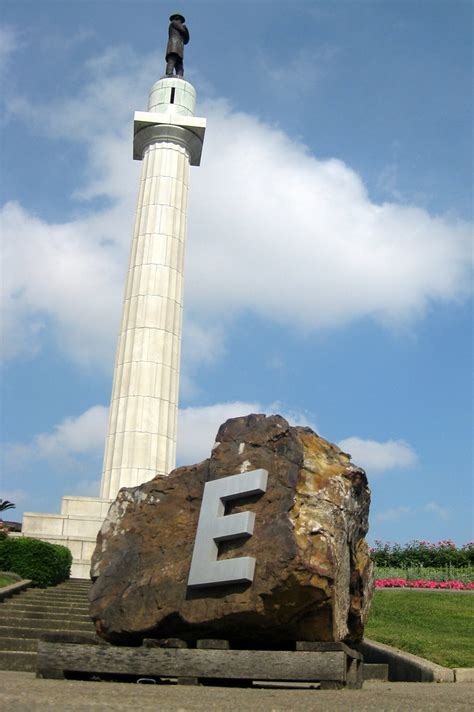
[365,590,474,668]
[0,573,17,588]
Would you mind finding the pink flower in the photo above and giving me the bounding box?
[375,578,408,588]
[374,578,473,590]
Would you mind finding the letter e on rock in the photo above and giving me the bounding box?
[187,469,268,587]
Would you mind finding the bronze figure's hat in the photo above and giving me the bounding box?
[169,13,185,22]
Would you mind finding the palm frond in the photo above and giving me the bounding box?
[0,500,16,512]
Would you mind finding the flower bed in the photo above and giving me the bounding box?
[372,541,474,590]
[375,578,474,590]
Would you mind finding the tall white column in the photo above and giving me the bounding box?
[100,77,206,500]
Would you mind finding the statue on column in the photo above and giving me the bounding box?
[165,13,189,78]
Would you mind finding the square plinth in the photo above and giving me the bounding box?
[133,111,206,165]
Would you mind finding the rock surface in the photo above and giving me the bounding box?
[89,414,373,646]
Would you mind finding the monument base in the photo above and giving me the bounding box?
[21,495,112,579]
[36,638,364,688]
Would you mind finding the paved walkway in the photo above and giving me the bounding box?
[1,671,473,711]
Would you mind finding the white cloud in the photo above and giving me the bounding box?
[3,397,423,503]
[177,401,263,465]
[374,501,451,525]
[423,501,450,521]
[0,201,127,365]
[377,162,404,202]
[188,99,472,331]
[1,45,472,373]
[337,436,417,473]
[259,44,340,90]
[4,400,315,478]
[177,401,316,466]
[69,478,101,497]
[0,489,28,506]
[35,405,108,457]
[38,28,95,53]
[4,405,108,471]
[375,506,412,523]
[181,319,226,368]
[0,25,19,78]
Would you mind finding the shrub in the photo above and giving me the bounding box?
[374,564,474,584]
[371,540,474,569]
[0,537,72,587]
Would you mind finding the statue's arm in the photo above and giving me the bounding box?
[182,26,190,44]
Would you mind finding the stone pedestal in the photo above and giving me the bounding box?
[21,77,206,577]
[22,496,112,578]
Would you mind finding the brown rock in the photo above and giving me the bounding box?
[89,414,373,646]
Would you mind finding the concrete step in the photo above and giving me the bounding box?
[0,615,94,628]
[0,602,90,613]
[0,650,36,672]
[0,609,90,621]
[0,625,96,639]
[55,580,91,585]
[20,590,89,598]
[16,596,89,606]
[51,590,90,596]
[0,579,95,672]
[55,583,91,589]
[0,617,95,631]
[27,584,89,590]
[21,588,89,595]
[20,589,88,597]
[15,593,89,604]
[0,637,38,651]
[0,609,91,622]
[0,602,90,614]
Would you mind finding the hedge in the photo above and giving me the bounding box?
[371,540,474,568]
[0,537,72,587]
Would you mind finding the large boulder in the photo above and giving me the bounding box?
[89,414,373,646]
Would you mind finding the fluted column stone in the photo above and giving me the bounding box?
[100,77,205,500]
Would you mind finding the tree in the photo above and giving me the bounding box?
[0,500,16,513]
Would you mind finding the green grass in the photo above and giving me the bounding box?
[374,565,474,584]
[0,573,17,588]
[365,590,474,668]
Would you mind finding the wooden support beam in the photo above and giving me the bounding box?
[36,640,363,689]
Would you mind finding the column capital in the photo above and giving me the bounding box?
[133,111,206,166]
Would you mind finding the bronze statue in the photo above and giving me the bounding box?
[165,13,189,78]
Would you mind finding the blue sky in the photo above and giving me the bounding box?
[1,0,472,546]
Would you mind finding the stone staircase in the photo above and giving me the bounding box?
[0,579,95,672]
[0,580,389,681]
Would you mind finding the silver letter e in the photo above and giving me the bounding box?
[187,469,268,588]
